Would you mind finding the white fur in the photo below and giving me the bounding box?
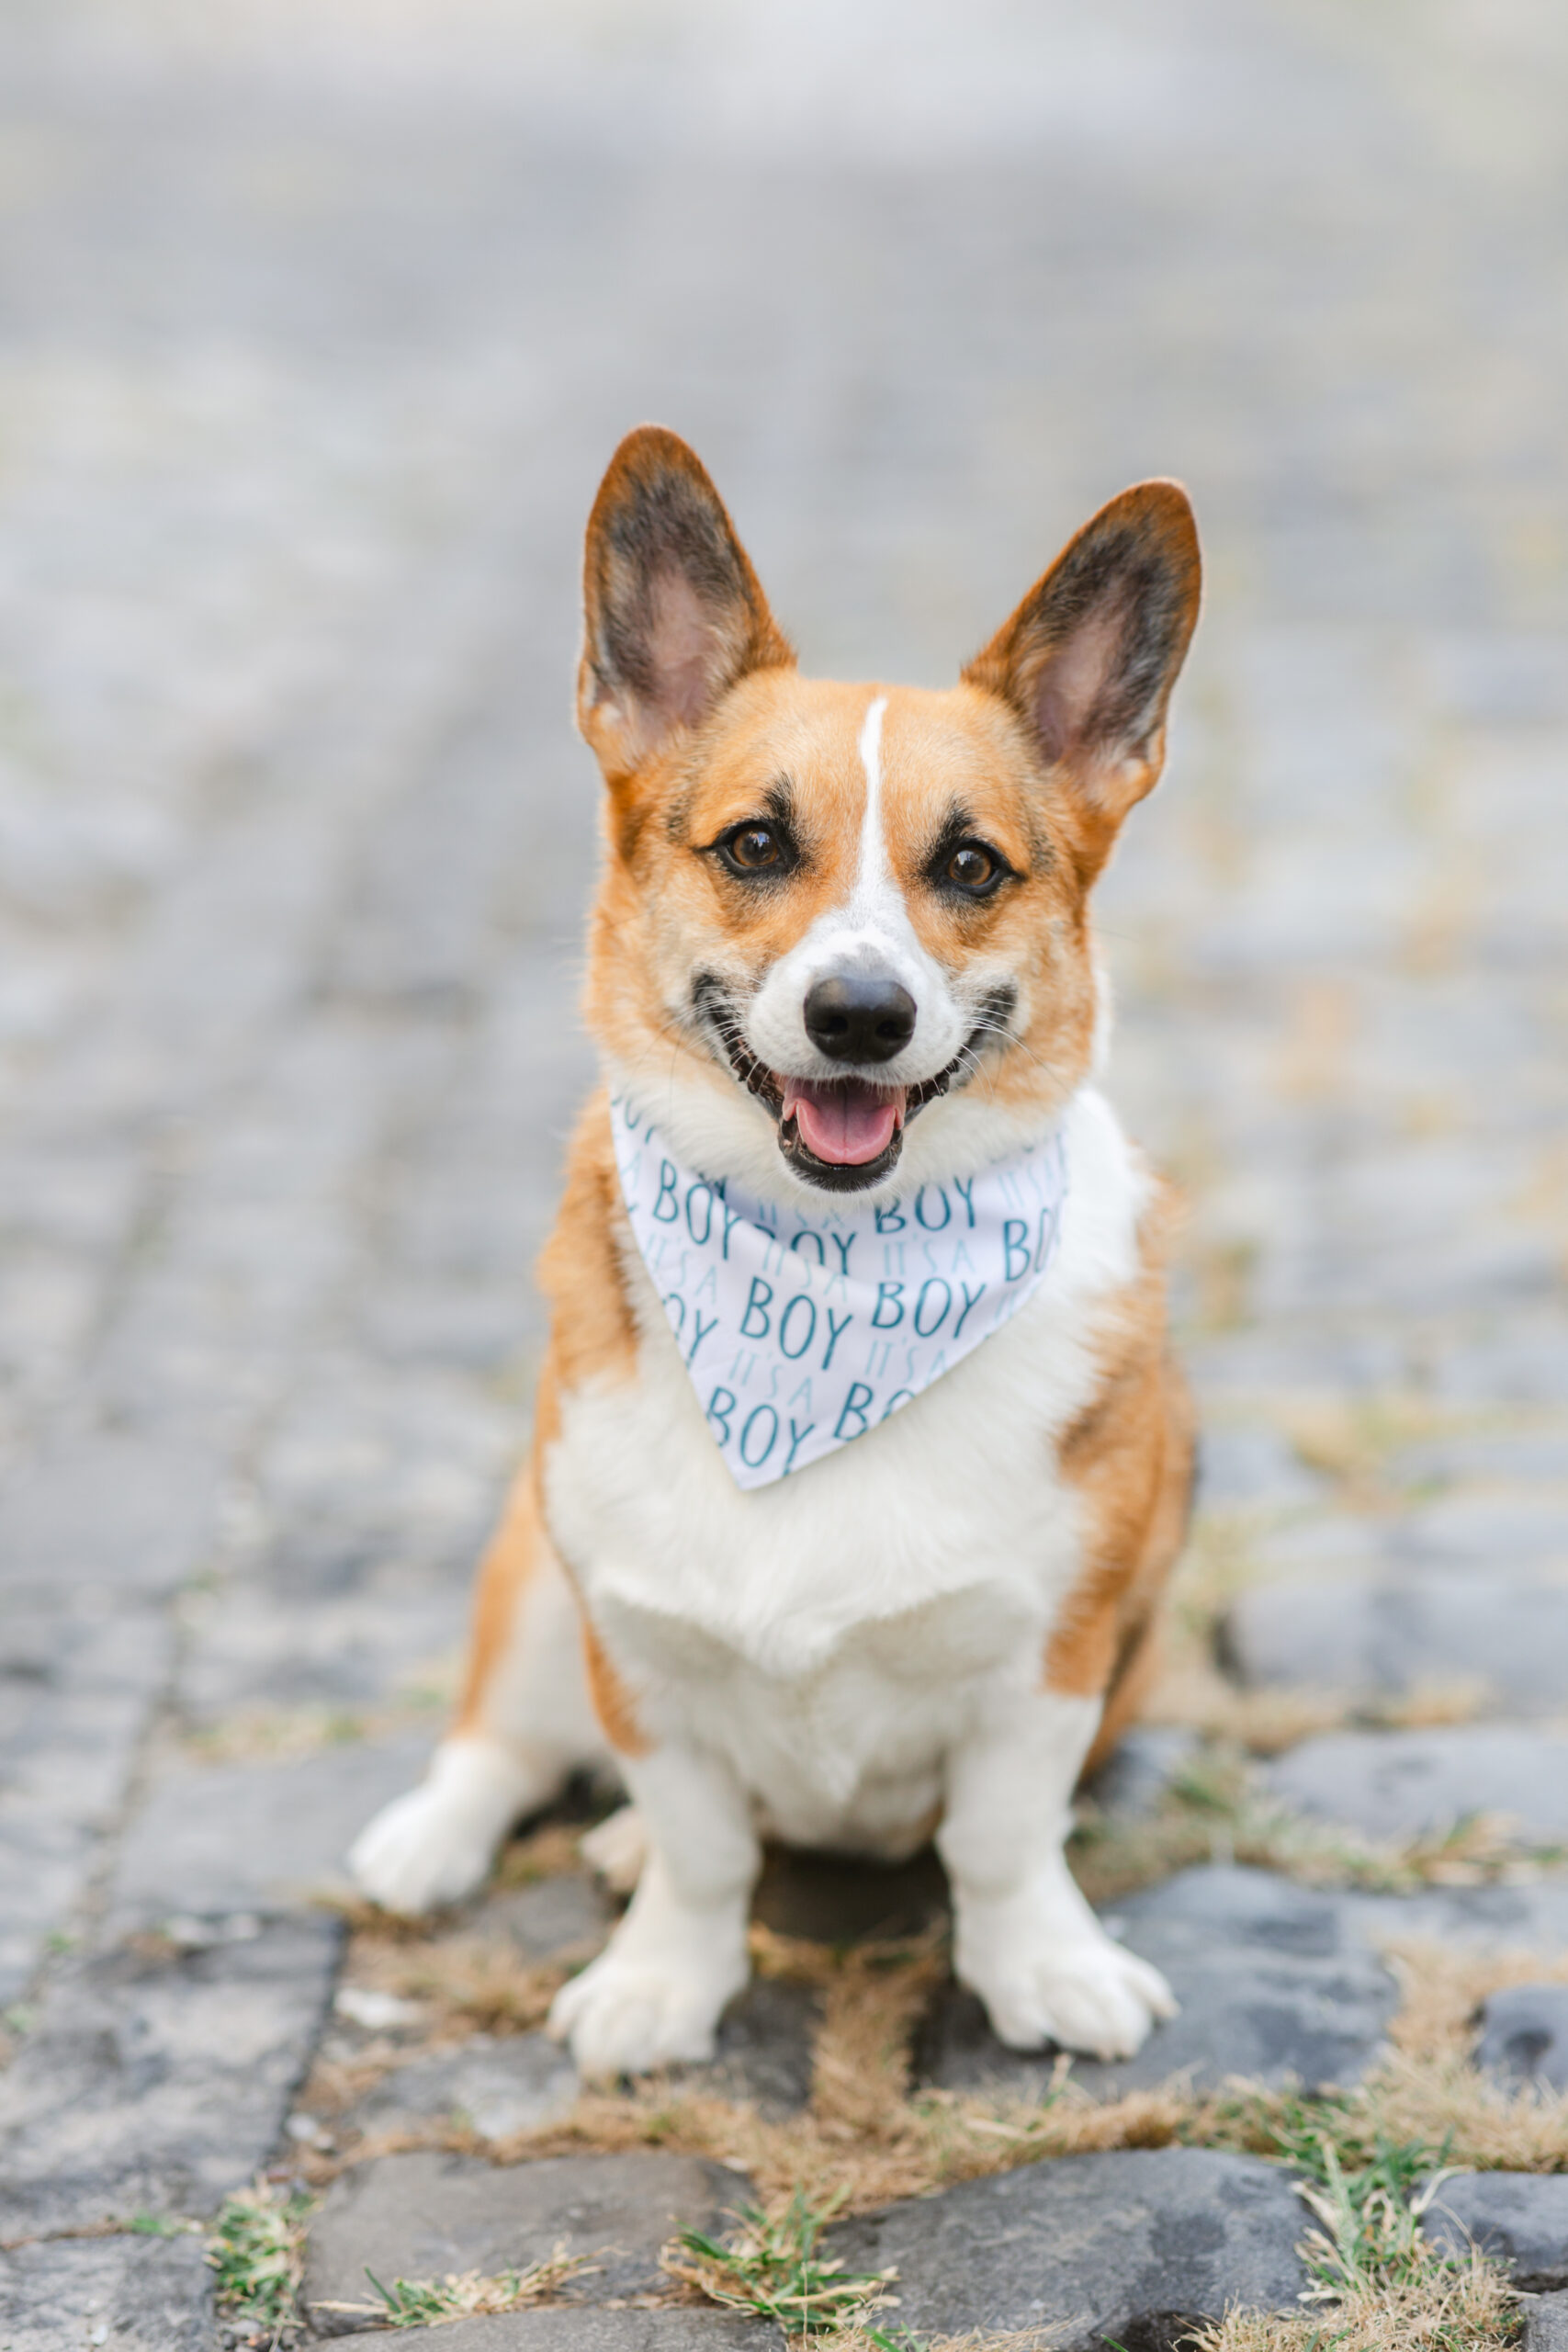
[549,1741,756,2076]
[854,692,889,891]
[938,1685,1176,2052]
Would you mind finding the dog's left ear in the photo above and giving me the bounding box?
[578,425,794,784]
[964,481,1200,873]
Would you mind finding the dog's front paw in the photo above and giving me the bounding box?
[347,1737,547,1916]
[349,1782,497,1915]
[548,1938,747,2078]
[964,1931,1177,2061]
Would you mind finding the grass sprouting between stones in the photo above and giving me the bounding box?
[207,2179,313,2340]
[664,2190,901,2343]
[1189,2109,1522,2352]
[312,2241,590,2328]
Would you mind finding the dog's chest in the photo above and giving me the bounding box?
[547,1289,1096,1834]
[547,1248,1105,1691]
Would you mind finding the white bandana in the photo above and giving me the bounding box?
[609,1094,1070,1490]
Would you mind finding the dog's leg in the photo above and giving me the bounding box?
[348,1467,605,1913]
[549,1736,757,2077]
[938,1685,1176,2060]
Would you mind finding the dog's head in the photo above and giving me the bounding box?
[578,427,1200,1197]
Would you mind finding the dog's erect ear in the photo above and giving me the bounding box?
[577,426,794,782]
[964,481,1200,867]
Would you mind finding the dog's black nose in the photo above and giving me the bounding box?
[804,973,917,1064]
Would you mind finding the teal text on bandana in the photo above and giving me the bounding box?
[610,1096,1069,1489]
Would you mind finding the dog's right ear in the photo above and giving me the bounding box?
[577,427,794,784]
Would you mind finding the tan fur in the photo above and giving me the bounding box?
[454,1095,641,1740]
[1043,1184,1196,1773]
[454,1466,546,1739]
[536,1092,640,1399]
[581,1620,650,1758]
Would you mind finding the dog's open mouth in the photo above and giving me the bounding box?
[781,1076,904,1168]
[700,988,970,1190]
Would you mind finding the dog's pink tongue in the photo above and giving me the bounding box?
[785,1079,902,1166]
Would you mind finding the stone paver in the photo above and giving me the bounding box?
[1475,1986,1568,2095]
[353,2032,581,2145]
[1526,2294,1568,2352]
[0,1916,341,2236]
[1224,1575,1568,1713]
[1422,2176,1568,2290]
[108,1732,439,1928]
[0,2,1565,2343]
[828,2149,1308,2343]
[1265,1728,1568,1844]
[0,2233,214,2352]
[303,2153,752,2336]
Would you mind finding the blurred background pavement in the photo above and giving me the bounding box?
[0,0,1565,2279]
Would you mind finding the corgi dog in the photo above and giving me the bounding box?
[350,427,1201,2079]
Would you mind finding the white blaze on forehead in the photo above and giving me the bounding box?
[838,689,914,952]
[855,693,889,894]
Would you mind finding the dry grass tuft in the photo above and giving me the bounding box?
[1148,1663,1354,1756]
[1382,1941,1568,2062]
[181,1697,446,1769]
[1190,2247,1518,2352]
[1148,1667,1491,1752]
[1356,1941,1568,2175]
[344,1930,570,2037]
[809,1937,946,2141]
[1271,1395,1460,1504]
[312,2241,591,2329]
[660,2189,898,2337]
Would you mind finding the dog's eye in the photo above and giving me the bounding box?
[944,842,1001,895]
[720,823,785,876]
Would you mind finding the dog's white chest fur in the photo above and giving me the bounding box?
[546,1086,1146,1852]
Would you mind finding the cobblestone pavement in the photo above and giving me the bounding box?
[1,4,1566,2346]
